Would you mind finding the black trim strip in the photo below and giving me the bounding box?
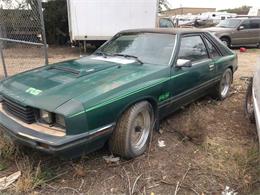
[159,76,220,108]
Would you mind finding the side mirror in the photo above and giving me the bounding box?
[176,59,192,68]
[238,26,244,31]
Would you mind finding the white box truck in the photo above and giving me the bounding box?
[248,7,260,16]
[67,0,160,44]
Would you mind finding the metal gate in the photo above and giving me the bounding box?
[0,0,48,79]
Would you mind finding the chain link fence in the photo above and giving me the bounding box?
[0,0,48,79]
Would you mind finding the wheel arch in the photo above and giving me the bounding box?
[220,35,231,44]
[227,66,234,83]
[115,96,159,128]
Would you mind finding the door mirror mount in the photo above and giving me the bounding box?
[176,59,192,68]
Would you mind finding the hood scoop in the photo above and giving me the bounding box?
[48,66,80,75]
[47,65,111,77]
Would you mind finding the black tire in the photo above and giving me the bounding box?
[220,37,231,48]
[257,43,260,49]
[244,78,255,123]
[212,68,233,100]
[109,101,154,159]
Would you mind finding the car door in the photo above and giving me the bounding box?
[248,19,260,44]
[162,34,215,114]
[231,19,251,45]
[232,19,260,45]
[203,35,223,77]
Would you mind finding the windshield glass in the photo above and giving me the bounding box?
[96,33,176,65]
[216,19,241,28]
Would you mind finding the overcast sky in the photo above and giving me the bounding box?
[168,0,259,10]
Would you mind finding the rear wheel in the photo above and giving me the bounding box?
[213,68,233,100]
[244,78,255,123]
[109,101,154,159]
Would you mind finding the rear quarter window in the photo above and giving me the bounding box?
[250,19,260,29]
[204,32,234,56]
[204,38,221,59]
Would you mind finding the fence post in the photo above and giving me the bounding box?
[0,40,7,78]
[37,0,48,65]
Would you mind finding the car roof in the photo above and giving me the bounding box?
[118,28,204,35]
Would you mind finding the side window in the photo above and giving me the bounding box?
[204,38,221,58]
[178,35,209,62]
[250,20,260,29]
[240,20,250,29]
[159,18,174,28]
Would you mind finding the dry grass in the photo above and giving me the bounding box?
[163,95,259,194]
[0,130,16,159]
[15,156,47,193]
[165,102,215,145]
[72,159,88,177]
[233,146,260,191]
[199,138,259,193]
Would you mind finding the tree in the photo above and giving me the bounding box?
[0,0,36,9]
[219,5,251,15]
[159,0,171,13]
[43,0,69,45]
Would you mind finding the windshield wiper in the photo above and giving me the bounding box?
[217,25,228,28]
[113,53,143,64]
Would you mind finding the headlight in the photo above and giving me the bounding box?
[39,110,54,124]
[39,110,66,128]
[55,114,65,128]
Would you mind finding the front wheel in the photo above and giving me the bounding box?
[212,68,233,100]
[257,43,260,49]
[109,101,154,159]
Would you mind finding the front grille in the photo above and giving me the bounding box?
[2,97,36,124]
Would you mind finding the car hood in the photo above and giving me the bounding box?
[204,27,233,33]
[0,56,165,112]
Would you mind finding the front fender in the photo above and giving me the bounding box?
[84,78,167,131]
[55,99,88,135]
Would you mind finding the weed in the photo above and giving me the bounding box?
[0,130,16,159]
[15,156,49,193]
[72,158,87,177]
[0,161,8,171]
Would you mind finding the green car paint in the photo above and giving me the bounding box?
[0,29,238,156]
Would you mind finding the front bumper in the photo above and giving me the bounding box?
[0,107,114,156]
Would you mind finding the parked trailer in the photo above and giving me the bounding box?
[248,7,260,16]
[197,12,237,24]
[67,0,159,44]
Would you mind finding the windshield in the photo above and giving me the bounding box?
[96,33,176,65]
[216,19,241,28]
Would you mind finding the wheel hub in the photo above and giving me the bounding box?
[220,71,231,97]
[131,110,151,149]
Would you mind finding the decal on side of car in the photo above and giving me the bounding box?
[158,92,170,102]
[26,88,42,96]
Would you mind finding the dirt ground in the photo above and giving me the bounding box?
[0,47,259,195]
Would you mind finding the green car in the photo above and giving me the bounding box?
[0,29,237,158]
